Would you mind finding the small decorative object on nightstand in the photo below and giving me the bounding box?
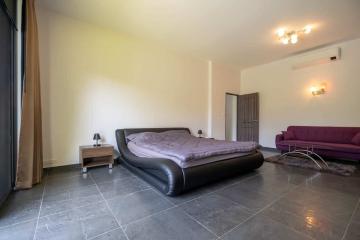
[93,133,101,147]
[197,129,203,138]
[79,144,114,173]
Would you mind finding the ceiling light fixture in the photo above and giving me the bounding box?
[310,84,326,96]
[277,25,312,45]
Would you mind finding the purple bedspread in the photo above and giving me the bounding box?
[127,130,258,162]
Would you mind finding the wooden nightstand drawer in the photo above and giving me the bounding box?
[81,146,113,158]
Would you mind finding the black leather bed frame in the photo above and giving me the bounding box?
[115,128,264,196]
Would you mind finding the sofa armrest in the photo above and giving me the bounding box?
[275,133,284,145]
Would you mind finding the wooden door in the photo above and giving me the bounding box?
[237,93,259,142]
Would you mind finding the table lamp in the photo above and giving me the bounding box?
[93,133,101,147]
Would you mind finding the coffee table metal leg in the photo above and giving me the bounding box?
[311,152,329,168]
[280,143,330,170]
[280,151,323,169]
[298,149,329,169]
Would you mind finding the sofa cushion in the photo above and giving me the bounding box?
[351,132,360,146]
[278,140,360,154]
[282,131,295,140]
[287,126,360,144]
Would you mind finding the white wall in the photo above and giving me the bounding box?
[241,38,360,148]
[210,63,241,139]
[37,7,240,167]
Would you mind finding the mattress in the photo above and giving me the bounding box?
[128,141,254,168]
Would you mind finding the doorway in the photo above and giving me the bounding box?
[225,93,237,141]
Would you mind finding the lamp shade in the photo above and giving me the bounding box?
[93,133,101,140]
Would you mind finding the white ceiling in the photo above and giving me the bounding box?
[37,0,360,69]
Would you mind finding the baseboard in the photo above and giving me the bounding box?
[43,159,80,168]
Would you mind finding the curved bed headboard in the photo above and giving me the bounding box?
[115,127,189,195]
[121,127,191,144]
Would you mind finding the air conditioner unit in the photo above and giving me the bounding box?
[292,47,341,70]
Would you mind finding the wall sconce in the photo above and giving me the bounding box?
[310,85,326,96]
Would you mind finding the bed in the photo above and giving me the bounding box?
[115,128,264,196]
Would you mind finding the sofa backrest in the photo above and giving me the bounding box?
[287,126,360,144]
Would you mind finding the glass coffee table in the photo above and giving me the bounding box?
[279,143,329,170]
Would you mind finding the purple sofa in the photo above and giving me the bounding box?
[276,126,360,161]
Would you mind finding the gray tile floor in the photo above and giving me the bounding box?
[0,152,359,240]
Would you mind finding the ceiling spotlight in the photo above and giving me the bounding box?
[281,38,289,45]
[304,25,312,34]
[277,25,313,45]
[290,34,298,44]
[277,28,286,37]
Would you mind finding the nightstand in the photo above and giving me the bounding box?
[79,144,114,173]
